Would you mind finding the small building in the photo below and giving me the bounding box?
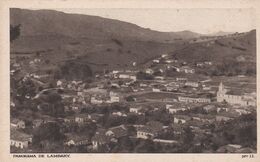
[136,121,163,139]
[11,119,25,129]
[145,68,154,74]
[110,96,120,103]
[90,96,104,104]
[111,111,127,117]
[92,129,111,150]
[173,115,191,124]
[152,88,161,92]
[63,116,75,123]
[153,59,160,63]
[64,133,89,146]
[129,107,144,115]
[176,77,187,81]
[32,119,44,128]
[161,54,168,58]
[178,96,211,103]
[217,144,242,153]
[75,114,89,124]
[10,130,32,149]
[203,105,216,113]
[175,66,195,74]
[168,107,186,114]
[86,113,104,123]
[185,81,199,88]
[105,125,128,139]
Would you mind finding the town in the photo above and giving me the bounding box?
[10,51,256,153]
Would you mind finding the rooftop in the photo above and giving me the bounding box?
[11,130,32,142]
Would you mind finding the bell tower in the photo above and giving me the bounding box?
[217,82,226,102]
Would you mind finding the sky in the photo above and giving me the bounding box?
[50,8,255,34]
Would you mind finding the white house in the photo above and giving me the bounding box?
[11,119,25,129]
[145,68,154,74]
[152,88,161,92]
[153,59,160,63]
[10,130,32,149]
[185,81,199,88]
[217,82,256,106]
[64,134,89,146]
[129,107,144,115]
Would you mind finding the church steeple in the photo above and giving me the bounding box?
[218,82,226,94]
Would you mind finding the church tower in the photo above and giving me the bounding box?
[217,82,226,102]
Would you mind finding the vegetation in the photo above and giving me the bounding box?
[10,24,21,42]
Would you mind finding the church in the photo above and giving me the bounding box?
[217,82,256,106]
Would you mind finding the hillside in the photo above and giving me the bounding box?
[10,8,256,77]
[10,8,201,44]
[171,30,256,63]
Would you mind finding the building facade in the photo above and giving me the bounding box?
[217,82,256,106]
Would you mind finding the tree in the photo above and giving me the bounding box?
[10,24,21,42]
[33,122,65,145]
[182,126,194,145]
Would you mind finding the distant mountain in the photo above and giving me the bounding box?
[10,8,256,76]
[10,8,201,43]
[172,30,256,63]
[173,30,202,39]
[207,31,234,36]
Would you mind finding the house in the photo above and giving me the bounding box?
[11,119,25,129]
[168,107,186,114]
[176,77,187,81]
[203,105,216,112]
[136,121,163,139]
[63,116,75,123]
[88,113,104,123]
[153,139,178,144]
[145,68,154,74]
[10,130,32,149]
[217,144,242,153]
[108,91,120,103]
[119,74,130,79]
[152,88,161,92]
[165,59,175,64]
[204,61,212,65]
[234,108,250,115]
[153,59,160,63]
[75,114,89,124]
[178,96,211,103]
[185,81,199,88]
[171,124,184,135]
[105,125,128,139]
[109,96,120,103]
[64,133,89,146]
[92,129,111,150]
[191,114,215,123]
[56,80,63,87]
[161,54,168,58]
[166,103,189,114]
[111,111,127,117]
[173,115,191,124]
[154,76,164,80]
[118,73,137,81]
[217,82,256,106]
[196,62,204,67]
[32,119,44,128]
[90,96,104,104]
[175,66,195,73]
[129,107,144,115]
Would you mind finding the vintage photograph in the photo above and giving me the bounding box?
[10,8,256,153]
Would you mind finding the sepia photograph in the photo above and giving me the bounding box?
[9,7,257,154]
